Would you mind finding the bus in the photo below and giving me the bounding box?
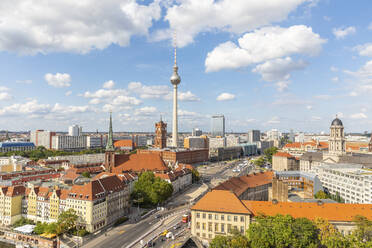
[182,213,191,223]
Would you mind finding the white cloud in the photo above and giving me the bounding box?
[253,57,307,82]
[51,103,89,114]
[16,80,32,84]
[0,0,161,54]
[65,91,72,96]
[45,73,71,87]
[306,105,313,110]
[276,81,290,92]
[333,26,356,39]
[312,116,321,121]
[314,95,331,100]
[205,25,326,72]
[368,22,372,30]
[266,116,280,124]
[112,95,141,106]
[353,43,372,57]
[128,82,170,99]
[161,0,307,47]
[216,93,236,101]
[344,60,372,84]
[103,80,115,89]
[0,92,12,100]
[178,91,200,101]
[178,109,200,117]
[332,77,339,82]
[349,91,358,97]
[89,98,101,105]
[330,66,339,72]
[350,113,367,119]
[135,106,157,116]
[83,88,128,99]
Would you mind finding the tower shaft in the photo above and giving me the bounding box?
[172,84,178,147]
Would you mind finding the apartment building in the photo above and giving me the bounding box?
[272,152,300,171]
[51,135,87,151]
[317,163,372,204]
[0,185,25,225]
[191,190,372,243]
[30,130,56,149]
[0,156,29,172]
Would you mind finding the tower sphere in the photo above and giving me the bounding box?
[170,66,181,85]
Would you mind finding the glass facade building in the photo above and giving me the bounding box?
[211,115,225,137]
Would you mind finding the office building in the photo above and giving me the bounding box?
[211,115,225,137]
[68,125,82,136]
[192,128,202,136]
[184,136,208,149]
[51,136,87,151]
[272,152,300,171]
[0,142,36,153]
[30,130,56,149]
[317,163,372,204]
[86,136,106,149]
[247,130,260,143]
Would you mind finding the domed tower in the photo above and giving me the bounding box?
[329,116,346,155]
[170,38,181,148]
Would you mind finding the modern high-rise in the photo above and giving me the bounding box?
[30,130,56,149]
[170,45,181,147]
[248,130,260,143]
[68,125,82,136]
[211,115,225,137]
[192,128,202,136]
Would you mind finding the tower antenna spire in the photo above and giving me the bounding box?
[173,31,177,66]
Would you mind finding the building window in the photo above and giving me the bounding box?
[196,222,200,229]
[196,212,200,218]
[221,224,225,232]
[208,214,212,220]
[202,213,206,219]
[215,223,218,232]
[208,223,212,232]
[234,216,238,222]
[202,223,206,230]
[240,226,244,233]
[227,224,232,233]
[240,216,244,222]
[221,215,224,221]
[215,214,218,220]
[197,232,200,237]
[227,215,231,221]
[208,234,212,239]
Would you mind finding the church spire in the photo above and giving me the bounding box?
[106,112,114,151]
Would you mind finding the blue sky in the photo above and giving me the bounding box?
[0,0,371,133]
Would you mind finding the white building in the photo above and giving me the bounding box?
[226,135,240,147]
[68,125,82,136]
[47,153,105,165]
[52,135,87,151]
[267,129,281,141]
[30,130,56,149]
[317,163,372,204]
[87,136,106,149]
[209,137,226,149]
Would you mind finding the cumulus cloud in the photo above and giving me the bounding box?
[205,25,325,72]
[128,82,199,101]
[353,43,372,57]
[0,87,12,100]
[332,77,339,82]
[333,26,356,39]
[103,80,115,89]
[159,0,307,47]
[83,88,128,99]
[330,66,339,72]
[65,91,72,96]
[253,57,307,82]
[135,106,157,116]
[216,93,236,101]
[0,0,161,54]
[276,81,290,92]
[45,73,71,87]
[350,113,367,119]
[344,60,372,84]
[306,105,313,110]
[314,95,332,100]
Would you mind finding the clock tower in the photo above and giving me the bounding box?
[155,119,167,149]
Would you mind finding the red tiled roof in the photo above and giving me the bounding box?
[214,172,273,197]
[243,201,372,222]
[191,190,251,214]
[113,153,168,173]
[273,152,294,158]
[114,140,135,148]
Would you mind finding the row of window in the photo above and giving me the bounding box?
[195,212,245,222]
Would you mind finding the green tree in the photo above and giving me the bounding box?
[57,209,78,233]
[264,147,278,163]
[210,235,230,248]
[314,190,329,199]
[34,222,48,235]
[353,215,372,243]
[81,171,91,178]
[191,168,200,183]
[247,215,320,248]
[253,157,265,167]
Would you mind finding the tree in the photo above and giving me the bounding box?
[191,168,200,183]
[353,215,372,243]
[264,147,278,163]
[314,190,329,199]
[34,222,48,235]
[210,232,249,248]
[210,235,230,248]
[81,171,91,178]
[253,157,265,167]
[247,215,320,248]
[132,171,173,206]
[57,209,78,233]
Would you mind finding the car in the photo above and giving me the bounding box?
[155,214,161,219]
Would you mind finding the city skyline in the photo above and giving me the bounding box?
[0,1,371,133]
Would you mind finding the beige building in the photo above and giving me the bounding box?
[272,152,299,171]
[191,189,372,243]
[0,185,25,226]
